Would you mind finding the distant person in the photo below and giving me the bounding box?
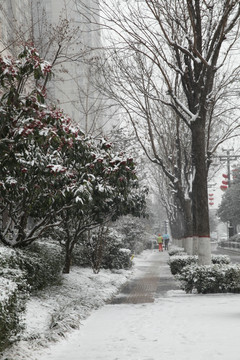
[157,234,163,252]
[163,233,170,250]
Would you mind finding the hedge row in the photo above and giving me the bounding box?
[0,277,26,350]
[168,254,230,275]
[168,247,240,294]
[177,264,240,294]
[0,242,64,351]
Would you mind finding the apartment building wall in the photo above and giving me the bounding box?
[33,0,111,136]
[0,0,31,54]
[0,0,114,136]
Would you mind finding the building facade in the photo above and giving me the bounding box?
[0,0,113,136]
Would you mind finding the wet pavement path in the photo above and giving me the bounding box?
[110,250,180,304]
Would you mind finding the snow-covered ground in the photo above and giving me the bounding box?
[2,250,240,360]
[1,250,154,360]
[37,292,240,360]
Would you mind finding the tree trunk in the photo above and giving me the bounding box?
[191,120,211,265]
[63,238,73,274]
[183,198,193,254]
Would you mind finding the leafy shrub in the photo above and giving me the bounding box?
[111,215,151,255]
[0,241,64,350]
[0,248,28,351]
[177,264,240,294]
[0,240,64,292]
[0,277,25,351]
[101,234,132,270]
[168,255,198,275]
[0,247,29,293]
[72,229,132,272]
[168,247,186,257]
[211,255,231,265]
[20,240,64,291]
[168,253,231,276]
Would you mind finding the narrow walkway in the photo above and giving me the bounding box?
[36,249,240,360]
[111,250,180,304]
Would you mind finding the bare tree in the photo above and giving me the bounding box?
[83,0,240,264]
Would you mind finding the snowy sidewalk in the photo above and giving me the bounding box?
[111,250,179,304]
[34,250,240,360]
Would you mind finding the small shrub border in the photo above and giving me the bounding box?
[72,229,133,271]
[176,264,240,294]
[168,247,186,257]
[168,255,198,275]
[211,254,231,265]
[168,254,231,276]
[0,276,27,351]
[0,241,64,351]
[20,241,64,291]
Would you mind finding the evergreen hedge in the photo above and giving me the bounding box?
[0,277,25,350]
[177,264,240,294]
[0,242,64,350]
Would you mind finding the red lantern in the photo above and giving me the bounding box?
[209,202,214,206]
[220,185,228,191]
[209,197,214,201]
[209,193,214,196]
[222,180,228,185]
[222,174,228,179]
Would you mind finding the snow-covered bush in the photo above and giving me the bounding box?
[0,277,25,351]
[0,247,28,292]
[168,247,186,257]
[0,241,64,350]
[211,254,231,265]
[168,254,231,276]
[20,241,64,291]
[101,231,132,270]
[72,229,132,272]
[177,264,240,294]
[168,255,198,275]
[0,248,28,351]
[111,215,151,255]
[0,242,64,292]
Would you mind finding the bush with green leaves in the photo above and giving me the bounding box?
[0,277,26,351]
[0,247,29,292]
[0,248,28,351]
[168,255,198,275]
[101,232,132,271]
[177,264,240,294]
[211,255,231,265]
[0,241,64,292]
[72,228,132,273]
[0,241,64,350]
[168,247,186,257]
[20,240,64,291]
[168,254,231,276]
[111,215,151,255]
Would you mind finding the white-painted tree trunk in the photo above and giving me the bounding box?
[184,237,193,255]
[192,236,199,255]
[197,237,211,265]
[178,238,183,248]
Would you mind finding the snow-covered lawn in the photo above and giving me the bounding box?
[2,250,240,360]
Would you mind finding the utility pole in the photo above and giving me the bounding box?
[218,148,240,238]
